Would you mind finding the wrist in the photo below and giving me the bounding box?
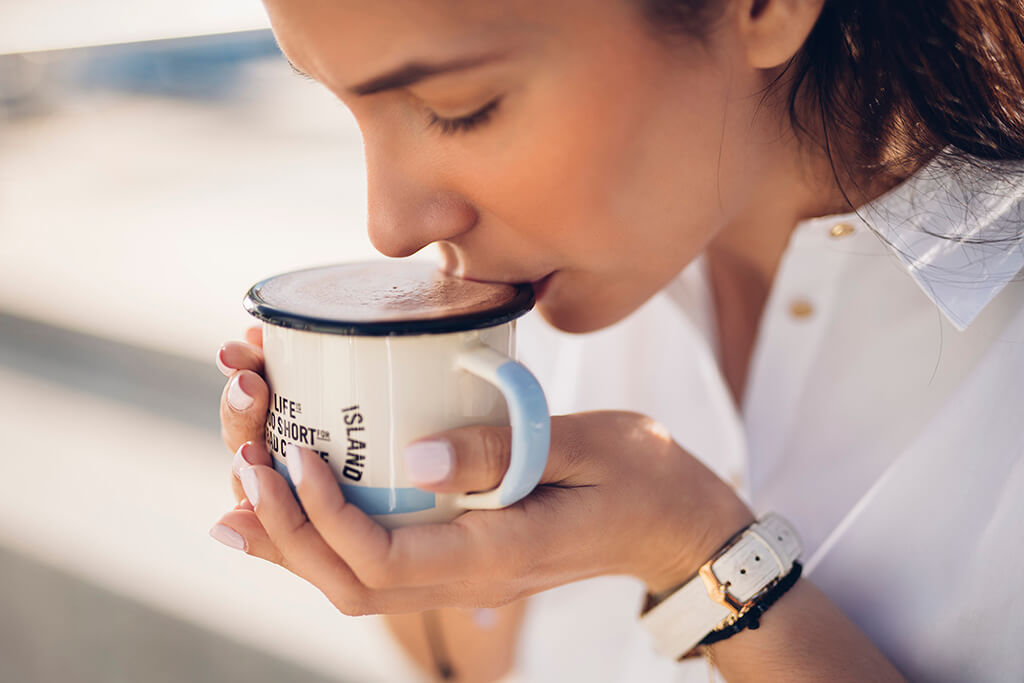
[640,514,804,662]
[641,487,754,596]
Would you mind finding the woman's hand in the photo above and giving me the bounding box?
[211,329,753,614]
[214,326,267,508]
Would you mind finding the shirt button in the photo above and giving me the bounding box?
[788,298,814,319]
[829,222,856,238]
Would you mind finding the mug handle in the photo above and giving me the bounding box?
[453,344,550,510]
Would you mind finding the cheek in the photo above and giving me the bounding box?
[435,100,614,263]
[512,66,745,331]
[443,47,741,278]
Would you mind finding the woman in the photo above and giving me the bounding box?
[209,0,1024,680]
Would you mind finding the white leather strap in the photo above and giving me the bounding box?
[641,514,802,660]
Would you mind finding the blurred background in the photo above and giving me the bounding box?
[0,4,426,682]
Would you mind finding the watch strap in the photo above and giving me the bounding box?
[699,560,803,646]
[641,514,802,660]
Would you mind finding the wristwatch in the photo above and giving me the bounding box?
[641,513,802,660]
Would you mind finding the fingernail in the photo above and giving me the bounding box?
[227,374,254,412]
[403,440,453,485]
[240,467,260,506]
[232,443,256,479]
[215,346,235,378]
[284,443,304,487]
[209,524,247,551]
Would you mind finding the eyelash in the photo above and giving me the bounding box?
[426,98,501,135]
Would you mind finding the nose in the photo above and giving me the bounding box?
[364,140,478,258]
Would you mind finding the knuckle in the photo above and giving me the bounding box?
[284,511,309,539]
[221,427,235,451]
[331,591,374,617]
[330,596,358,616]
[318,484,348,518]
[562,435,588,472]
[635,411,668,434]
[553,418,588,470]
[501,584,530,606]
[631,414,674,450]
[357,561,394,590]
[282,511,309,540]
[477,584,525,609]
[221,428,249,455]
[230,478,245,503]
[354,529,398,589]
[277,553,298,572]
[478,428,511,478]
[612,410,666,437]
[244,544,269,562]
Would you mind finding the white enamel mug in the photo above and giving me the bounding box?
[244,261,550,529]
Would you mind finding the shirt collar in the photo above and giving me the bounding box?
[844,152,1024,331]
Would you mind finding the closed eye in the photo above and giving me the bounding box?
[426,97,501,135]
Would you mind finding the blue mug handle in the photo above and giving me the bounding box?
[454,345,550,509]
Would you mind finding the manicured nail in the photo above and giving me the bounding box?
[232,443,256,479]
[227,374,254,412]
[240,467,260,506]
[284,443,304,487]
[209,524,247,551]
[403,440,453,485]
[215,346,235,378]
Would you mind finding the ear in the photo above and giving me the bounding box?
[734,0,825,69]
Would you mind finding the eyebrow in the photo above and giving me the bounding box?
[288,53,506,95]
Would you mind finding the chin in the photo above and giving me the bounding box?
[535,298,634,335]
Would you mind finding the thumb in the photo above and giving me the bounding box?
[402,416,580,494]
[403,425,512,494]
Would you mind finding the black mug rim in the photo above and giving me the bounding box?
[244,264,536,336]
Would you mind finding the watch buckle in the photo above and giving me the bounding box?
[697,561,752,616]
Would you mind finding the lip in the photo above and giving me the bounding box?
[457,269,555,290]
[531,272,555,301]
[450,263,557,303]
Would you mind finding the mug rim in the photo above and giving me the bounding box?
[244,263,535,336]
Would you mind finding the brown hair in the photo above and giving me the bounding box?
[645,0,1024,176]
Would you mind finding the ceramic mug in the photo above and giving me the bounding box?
[244,262,550,529]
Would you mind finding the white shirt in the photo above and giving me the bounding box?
[512,154,1024,682]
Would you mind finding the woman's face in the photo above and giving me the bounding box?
[262,0,784,333]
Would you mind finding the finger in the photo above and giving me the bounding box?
[215,341,264,378]
[230,441,273,503]
[209,505,462,613]
[224,463,472,614]
[220,370,269,452]
[403,427,509,493]
[210,510,284,565]
[282,445,401,580]
[286,444,504,589]
[403,415,585,494]
[238,464,373,602]
[232,441,272,477]
[244,326,263,348]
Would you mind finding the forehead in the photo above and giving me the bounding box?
[261,0,568,87]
